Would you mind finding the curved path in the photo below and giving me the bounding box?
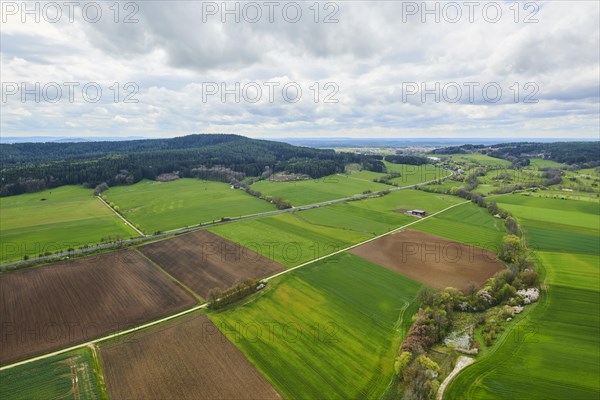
[437,356,475,400]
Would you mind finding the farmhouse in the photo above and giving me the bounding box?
[408,209,427,217]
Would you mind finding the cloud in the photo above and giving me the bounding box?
[1,0,598,139]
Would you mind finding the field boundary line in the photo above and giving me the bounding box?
[0,198,467,372]
[96,195,145,237]
[88,344,109,399]
[134,249,205,303]
[266,200,470,281]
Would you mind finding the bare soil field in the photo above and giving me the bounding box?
[139,230,285,298]
[99,313,281,400]
[0,250,196,364]
[350,229,504,290]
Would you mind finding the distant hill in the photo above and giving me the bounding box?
[0,136,147,144]
[0,134,366,197]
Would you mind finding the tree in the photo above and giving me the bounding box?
[416,286,439,307]
[94,182,109,196]
[505,217,518,235]
[487,201,499,215]
[395,352,413,376]
[499,235,522,264]
[518,270,540,287]
[416,355,440,374]
[464,281,479,297]
[206,287,222,308]
[496,283,516,303]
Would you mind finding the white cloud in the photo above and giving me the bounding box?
[1,0,598,139]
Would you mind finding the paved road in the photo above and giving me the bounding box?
[0,199,468,371]
[1,172,453,269]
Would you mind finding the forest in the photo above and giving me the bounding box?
[0,135,370,197]
[432,142,600,165]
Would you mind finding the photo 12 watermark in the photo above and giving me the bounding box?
[1,82,140,103]
[1,1,139,23]
[400,1,539,24]
[401,81,539,104]
[200,1,340,23]
[200,81,339,104]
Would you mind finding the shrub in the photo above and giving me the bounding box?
[394,352,413,376]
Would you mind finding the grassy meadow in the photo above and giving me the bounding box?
[250,173,390,206]
[445,153,512,168]
[528,158,567,168]
[384,162,451,186]
[209,211,372,267]
[0,186,137,264]
[103,179,275,233]
[209,253,422,399]
[475,168,544,195]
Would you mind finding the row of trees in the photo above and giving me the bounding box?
[206,279,264,310]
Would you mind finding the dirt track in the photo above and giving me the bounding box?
[99,313,281,400]
[139,231,286,298]
[350,229,504,290]
[0,250,196,364]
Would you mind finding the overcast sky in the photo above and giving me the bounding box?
[1,1,599,139]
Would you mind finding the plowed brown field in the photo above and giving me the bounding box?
[0,250,196,364]
[139,230,285,298]
[350,229,504,290]
[99,313,281,400]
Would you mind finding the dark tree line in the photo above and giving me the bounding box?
[0,135,388,197]
[432,141,600,165]
[385,155,430,166]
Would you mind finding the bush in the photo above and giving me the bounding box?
[505,217,518,235]
[93,182,109,196]
[394,352,413,376]
[519,270,540,287]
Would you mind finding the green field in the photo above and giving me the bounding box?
[351,189,463,214]
[422,178,467,193]
[348,170,388,181]
[0,348,106,400]
[0,186,137,264]
[296,190,463,235]
[209,253,422,399]
[494,195,599,231]
[475,168,544,195]
[103,179,276,233]
[209,211,372,267]
[413,202,505,250]
[528,188,600,202]
[446,195,600,399]
[558,167,600,193]
[384,162,451,186]
[250,173,390,206]
[210,190,463,266]
[445,153,512,167]
[528,158,566,168]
